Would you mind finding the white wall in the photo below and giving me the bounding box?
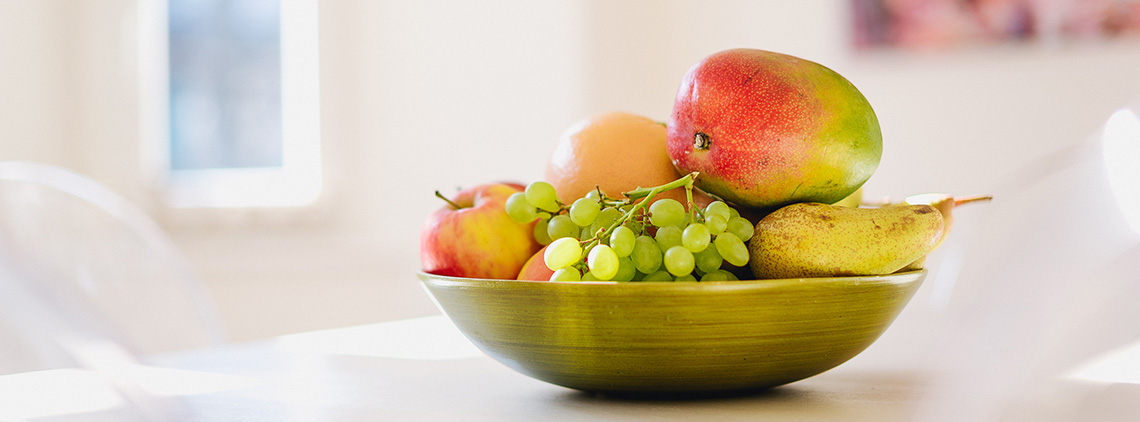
[3,0,1140,341]
[0,1,73,167]
[846,44,1140,200]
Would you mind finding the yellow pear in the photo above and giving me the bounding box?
[749,202,944,278]
[895,193,991,271]
[832,187,863,208]
[902,193,991,248]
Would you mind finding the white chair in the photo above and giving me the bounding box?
[910,108,1140,421]
[0,161,224,375]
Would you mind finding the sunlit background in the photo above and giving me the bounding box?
[2,0,1139,345]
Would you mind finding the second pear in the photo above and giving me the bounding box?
[749,202,944,278]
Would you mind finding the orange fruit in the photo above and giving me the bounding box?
[545,111,714,209]
[516,245,554,281]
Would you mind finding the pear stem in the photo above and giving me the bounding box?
[953,195,993,207]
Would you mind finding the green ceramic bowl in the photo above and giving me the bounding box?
[418,270,925,394]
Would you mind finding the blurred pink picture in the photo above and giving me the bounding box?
[852,0,1140,49]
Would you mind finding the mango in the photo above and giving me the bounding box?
[667,49,882,211]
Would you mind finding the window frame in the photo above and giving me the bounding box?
[137,0,321,210]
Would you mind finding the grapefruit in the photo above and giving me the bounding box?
[545,111,714,209]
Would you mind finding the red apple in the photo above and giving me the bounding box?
[420,184,541,279]
[667,49,882,210]
[496,181,527,191]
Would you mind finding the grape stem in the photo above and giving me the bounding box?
[578,172,700,251]
[685,178,697,222]
[622,172,698,201]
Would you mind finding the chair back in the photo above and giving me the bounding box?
[0,161,223,374]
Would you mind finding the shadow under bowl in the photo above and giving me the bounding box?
[418,270,925,395]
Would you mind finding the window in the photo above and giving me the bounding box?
[139,0,320,208]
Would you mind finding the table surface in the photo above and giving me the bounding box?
[163,315,929,422]
[3,314,1137,422]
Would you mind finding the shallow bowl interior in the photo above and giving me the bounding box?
[419,270,925,395]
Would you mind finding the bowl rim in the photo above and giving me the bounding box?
[417,269,926,290]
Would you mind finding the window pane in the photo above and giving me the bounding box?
[168,0,282,170]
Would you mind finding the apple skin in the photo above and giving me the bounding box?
[420,184,541,279]
[667,49,882,211]
[496,181,527,191]
[516,245,554,281]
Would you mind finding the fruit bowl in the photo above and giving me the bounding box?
[418,269,926,395]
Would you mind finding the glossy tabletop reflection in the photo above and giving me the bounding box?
[3,314,1138,421]
[161,315,925,422]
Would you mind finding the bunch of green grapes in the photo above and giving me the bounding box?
[505,173,754,282]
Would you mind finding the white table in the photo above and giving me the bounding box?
[2,314,1137,421]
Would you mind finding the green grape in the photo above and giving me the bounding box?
[648,199,686,227]
[547,215,579,240]
[585,189,604,202]
[677,213,692,229]
[550,267,581,282]
[641,270,673,282]
[584,223,602,240]
[533,218,552,245]
[506,192,538,222]
[525,181,560,212]
[569,197,601,226]
[704,201,732,221]
[706,214,727,235]
[727,217,754,242]
[655,225,682,251]
[681,223,710,252]
[700,270,730,282]
[675,274,697,282]
[630,235,662,274]
[581,207,621,240]
[694,245,723,274]
[728,206,741,219]
[612,257,636,281]
[663,246,695,276]
[544,237,582,270]
[609,226,636,257]
[581,243,595,263]
[714,232,749,267]
[581,271,599,281]
[596,207,621,228]
[622,219,644,236]
[587,244,620,281]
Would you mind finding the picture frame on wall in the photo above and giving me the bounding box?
[852,0,1140,50]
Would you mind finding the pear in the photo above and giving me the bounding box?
[895,193,992,271]
[749,202,944,279]
[832,187,863,208]
[902,193,991,248]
